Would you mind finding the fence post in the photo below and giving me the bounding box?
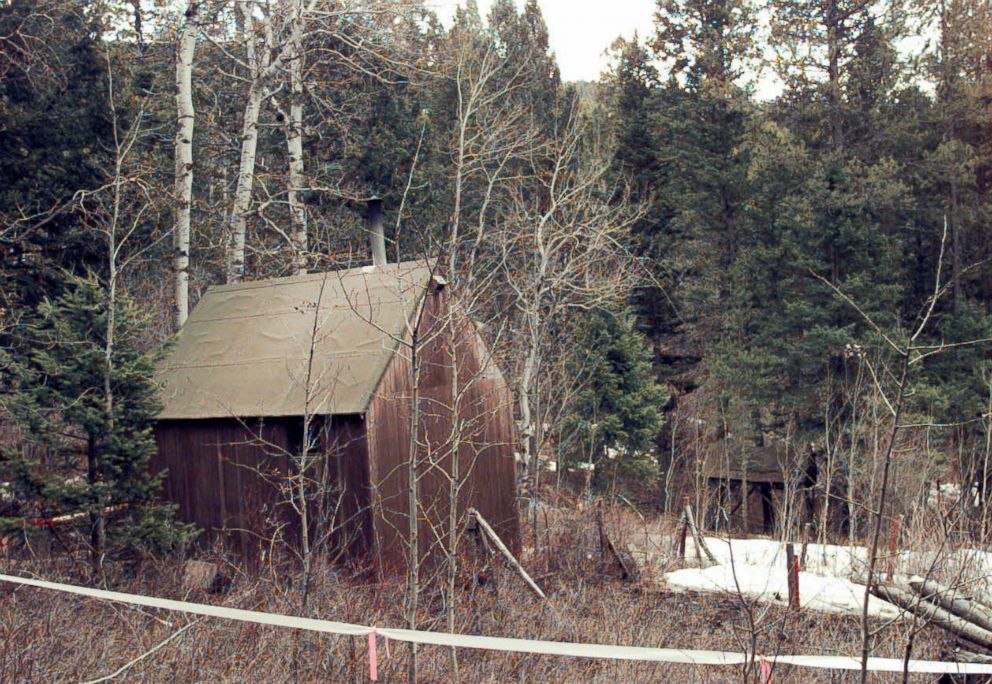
[786,542,800,611]
[886,514,902,580]
[676,496,690,561]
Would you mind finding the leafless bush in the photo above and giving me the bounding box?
[0,497,962,684]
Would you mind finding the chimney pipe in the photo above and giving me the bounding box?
[367,198,387,269]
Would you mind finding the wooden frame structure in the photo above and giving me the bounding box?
[152,261,520,570]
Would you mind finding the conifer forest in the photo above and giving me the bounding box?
[1,0,992,681]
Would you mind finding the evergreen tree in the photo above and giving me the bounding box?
[725,0,909,440]
[602,37,676,361]
[923,0,992,312]
[494,0,563,131]
[0,0,113,310]
[562,308,667,484]
[0,276,195,567]
[611,0,757,372]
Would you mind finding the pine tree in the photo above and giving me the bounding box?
[602,37,676,360]
[725,0,910,439]
[0,275,195,567]
[562,308,667,484]
[489,0,562,132]
[0,0,113,310]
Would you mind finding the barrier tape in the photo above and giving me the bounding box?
[2,573,991,676]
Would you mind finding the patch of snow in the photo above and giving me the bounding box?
[689,536,869,577]
[664,562,899,619]
[665,536,894,617]
[664,535,992,618]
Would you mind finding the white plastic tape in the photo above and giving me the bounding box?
[2,573,991,675]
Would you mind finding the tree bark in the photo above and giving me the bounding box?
[825,0,845,150]
[226,99,263,283]
[907,577,992,633]
[873,581,992,650]
[227,1,312,283]
[173,1,198,328]
[519,317,540,549]
[285,0,307,275]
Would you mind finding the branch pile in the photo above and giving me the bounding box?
[870,577,992,657]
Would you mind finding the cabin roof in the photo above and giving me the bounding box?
[702,439,794,484]
[157,261,433,420]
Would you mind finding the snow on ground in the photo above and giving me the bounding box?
[664,559,900,618]
[640,530,992,618]
[663,536,900,618]
[687,536,868,576]
[662,535,992,618]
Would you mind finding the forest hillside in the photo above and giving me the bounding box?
[1,0,992,681]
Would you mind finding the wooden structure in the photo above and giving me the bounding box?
[152,260,519,571]
[703,439,816,534]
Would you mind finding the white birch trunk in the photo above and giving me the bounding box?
[226,4,264,284]
[286,0,307,275]
[226,0,313,283]
[173,2,198,327]
[226,87,264,284]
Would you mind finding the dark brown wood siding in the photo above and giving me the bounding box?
[153,416,373,562]
[153,281,517,573]
[365,283,520,573]
[319,415,374,561]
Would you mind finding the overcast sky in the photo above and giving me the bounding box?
[432,0,931,99]
[431,0,658,83]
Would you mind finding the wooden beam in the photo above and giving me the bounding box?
[908,577,992,633]
[469,508,546,600]
[684,504,717,565]
[873,581,992,650]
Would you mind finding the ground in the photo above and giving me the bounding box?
[0,501,972,682]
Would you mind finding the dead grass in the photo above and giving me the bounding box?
[0,499,965,683]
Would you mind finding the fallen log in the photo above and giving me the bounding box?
[954,650,992,664]
[604,533,639,582]
[908,577,992,634]
[469,508,546,600]
[960,580,992,615]
[684,504,717,565]
[873,581,992,650]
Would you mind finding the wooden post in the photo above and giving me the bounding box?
[886,514,902,579]
[470,508,546,599]
[786,542,800,611]
[596,500,607,554]
[674,511,688,561]
[800,522,813,570]
[685,503,717,565]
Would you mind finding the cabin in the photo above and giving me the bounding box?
[703,439,817,534]
[152,257,520,572]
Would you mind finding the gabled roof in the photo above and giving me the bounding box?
[157,261,433,420]
[702,439,793,484]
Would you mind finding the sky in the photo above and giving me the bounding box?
[430,0,936,102]
[431,0,658,83]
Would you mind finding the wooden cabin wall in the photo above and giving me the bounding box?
[708,478,781,535]
[366,284,520,574]
[319,415,374,561]
[366,340,415,572]
[153,416,373,563]
[153,418,299,561]
[455,325,520,552]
